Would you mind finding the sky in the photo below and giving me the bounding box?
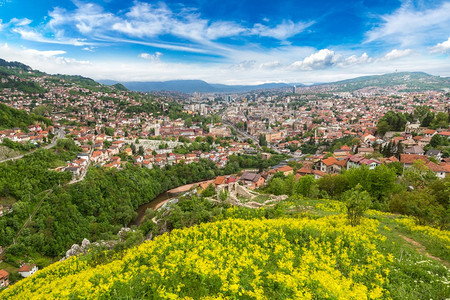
[0,0,449,84]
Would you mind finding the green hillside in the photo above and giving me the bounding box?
[323,72,450,92]
[0,103,52,131]
[1,199,448,299]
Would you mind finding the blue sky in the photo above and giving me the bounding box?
[0,0,449,84]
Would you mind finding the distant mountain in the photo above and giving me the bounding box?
[314,72,450,92]
[99,79,292,94]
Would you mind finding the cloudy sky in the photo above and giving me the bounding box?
[0,0,449,84]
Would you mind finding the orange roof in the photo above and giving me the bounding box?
[400,154,428,164]
[340,145,351,151]
[439,131,450,136]
[321,156,339,166]
[214,176,226,185]
[425,162,447,172]
[18,264,34,272]
[297,167,314,174]
[277,165,293,173]
[0,269,8,279]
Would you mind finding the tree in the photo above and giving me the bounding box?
[401,160,436,189]
[413,106,430,122]
[342,184,372,226]
[390,190,444,226]
[138,146,145,156]
[259,134,267,147]
[184,118,192,128]
[294,175,318,198]
[376,120,390,136]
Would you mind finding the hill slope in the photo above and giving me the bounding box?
[316,72,450,92]
[2,204,448,299]
[0,103,52,131]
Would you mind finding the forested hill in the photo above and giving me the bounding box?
[314,72,450,92]
[0,58,128,94]
[0,103,52,131]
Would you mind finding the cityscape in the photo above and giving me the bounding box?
[0,0,449,299]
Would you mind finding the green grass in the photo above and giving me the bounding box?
[0,262,18,275]
[376,222,450,299]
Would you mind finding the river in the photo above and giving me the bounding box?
[130,179,215,226]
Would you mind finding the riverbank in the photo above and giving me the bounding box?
[131,179,215,226]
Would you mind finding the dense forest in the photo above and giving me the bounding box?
[0,103,52,131]
[0,148,287,266]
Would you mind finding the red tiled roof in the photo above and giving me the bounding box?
[214,176,226,185]
[400,154,428,164]
[0,269,8,279]
[18,264,34,272]
[321,156,339,166]
[277,166,293,173]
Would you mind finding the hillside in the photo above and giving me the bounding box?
[317,72,450,92]
[1,199,448,299]
[0,103,52,131]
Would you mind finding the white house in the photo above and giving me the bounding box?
[18,264,38,278]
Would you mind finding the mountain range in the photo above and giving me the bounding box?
[100,72,450,94]
[1,58,449,94]
[98,79,293,94]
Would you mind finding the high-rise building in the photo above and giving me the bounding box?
[293,85,296,94]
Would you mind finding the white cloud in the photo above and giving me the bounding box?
[259,61,282,70]
[12,28,92,46]
[0,19,4,31]
[1,43,449,85]
[251,20,314,40]
[339,53,372,66]
[365,2,450,47]
[291,49,340,70]
[430,37,450,54]
[9,18,32,26]
[139,52,162,62]
[381,49,413,61]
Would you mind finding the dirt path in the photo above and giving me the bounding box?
[399,234,449,267]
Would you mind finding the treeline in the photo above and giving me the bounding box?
[0,103,52,131]
[264,163,449,229]
[222,153,287,173]
[377,107,450,135]
[0,158,226,261]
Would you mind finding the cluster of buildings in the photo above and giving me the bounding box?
[0,125,52,144]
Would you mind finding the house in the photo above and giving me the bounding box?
[0,269,9,287]
[213,176,227,186]
[240,172,265,189]
[400,154,428,169]
[425,162,447,179]
[423,129,437,138]
[319,156,346,174]
[274,165,294,176]
[18,263,38,278]
[358,147,374,156]
[404,145,425,155]
[426,149,442,161]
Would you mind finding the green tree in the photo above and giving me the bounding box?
[342,184,372,226]
[259,134,267,147]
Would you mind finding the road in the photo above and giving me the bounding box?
[0,129,65,164]
[223,119,282,154]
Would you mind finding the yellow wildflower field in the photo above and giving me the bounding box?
[1,215,393,299]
